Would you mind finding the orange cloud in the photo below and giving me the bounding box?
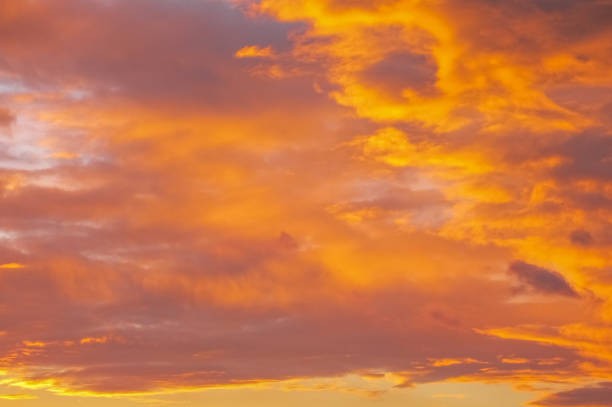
[0,263,25,269]
[0,394,37,400]
[235,45,274,58]
[0,0,610,405]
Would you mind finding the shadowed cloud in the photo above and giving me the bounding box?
[532,382,612,406]
[508,261,579,298]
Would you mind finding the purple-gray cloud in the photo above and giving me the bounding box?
[509,261,579,297]
[533,382,612,406]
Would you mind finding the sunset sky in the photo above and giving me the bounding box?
[0,0,611,406]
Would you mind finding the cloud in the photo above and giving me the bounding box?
[0,394,37,400]
[508,261,579,297]
[0,0,610,402]
[552,131,612,182]
[570,229,593,246]
[0,0,306,113]
[0,108,14,127]
[235,45,274,58]
[358,51,439,98]
[532,382,612,406]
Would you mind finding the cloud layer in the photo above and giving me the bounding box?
[0,0,610,405]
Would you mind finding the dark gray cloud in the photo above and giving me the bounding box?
[509,261,579,297]
[532,382,612,406]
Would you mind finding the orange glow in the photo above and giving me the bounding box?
[0,0,611,406]
[235,45,274,58]
[0,263,25,269]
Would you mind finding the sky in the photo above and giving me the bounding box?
[0,0,611,406]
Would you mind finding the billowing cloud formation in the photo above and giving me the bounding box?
[0,0,611,405]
